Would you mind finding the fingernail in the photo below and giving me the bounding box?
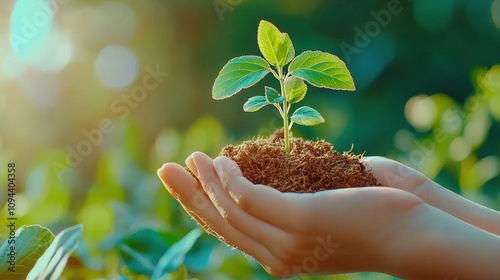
[214,157,239,181]
[185,154,198,177]
[156,164,179,199]
[157,163,168,175]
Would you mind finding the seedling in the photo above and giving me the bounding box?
[212,20,355,153]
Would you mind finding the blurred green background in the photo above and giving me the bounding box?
[1,0,500,279]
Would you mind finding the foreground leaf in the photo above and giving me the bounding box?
[284,77,307,104]
[265,87,285,103]
[243,96,270,112]
[0,225,54,280]
[152,228,203,280]
[289,51,355,91]
[27,224,83,280]
[291,106,325,126]
[117,228,172,276]
[213,56,270,99]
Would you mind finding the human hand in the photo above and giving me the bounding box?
[158,153,500,279]
[157,152,425,277]
[364,156,500,236]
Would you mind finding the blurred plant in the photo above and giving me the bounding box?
[0,224,81,280]
[397,65,500,203]
[212,20,355,153]
[0,223,211,280]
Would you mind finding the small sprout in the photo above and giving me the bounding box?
[212,20,355,153]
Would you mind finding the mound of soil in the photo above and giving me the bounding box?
[220,130,380,193]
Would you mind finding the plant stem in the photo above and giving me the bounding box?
[278,67,290,153]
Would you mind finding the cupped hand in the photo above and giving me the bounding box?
[157,152,424,277]
[364,156,500,236]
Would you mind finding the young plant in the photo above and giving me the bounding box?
[212,20,355,153]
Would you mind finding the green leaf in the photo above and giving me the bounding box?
[0,225,55,280]
[243,96,270,112]
[117,228,173,276]
[290,106,325,126]
[265,87,285,103]
[258,20,284,66]
[212,56,270,99]
[182,237,213,272]
[284,77,307,104]
[257,20,294,67]
[152,228,203,280]
[26,224,83,280]
[289,51,355,91]
[279,34,295,66]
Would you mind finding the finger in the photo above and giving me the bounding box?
[185,154,198,177]
[157,162,277,267]
[191,152,293,250]
[213,155,317,233]
[157,163,181,199]
[363,156,496,229]
[363,156,458,203]
[363,156,428,192]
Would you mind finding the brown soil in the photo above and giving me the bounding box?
[219,129,380,193]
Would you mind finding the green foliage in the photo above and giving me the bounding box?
[113,227,210,279]
[0,225,54,279]
[212,56,270,99]
[284,77,307,104]
[257,20,295,68]
[212,20,355,153]
[288,51,355,91]
[118,228,174,275]
[265,87,286,103]
[27,224,83,280]
[243,96,270,112]
[399,65,500,197]
[291,106,325,127]
[152,228,202,280]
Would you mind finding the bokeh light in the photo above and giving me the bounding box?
[405,95,437,132]
[10,0,54,61]
[32,29,73,73]
[463,110,491,148]
[449,137,471,162]
[475,156,500,185]
[95,45,138,89]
